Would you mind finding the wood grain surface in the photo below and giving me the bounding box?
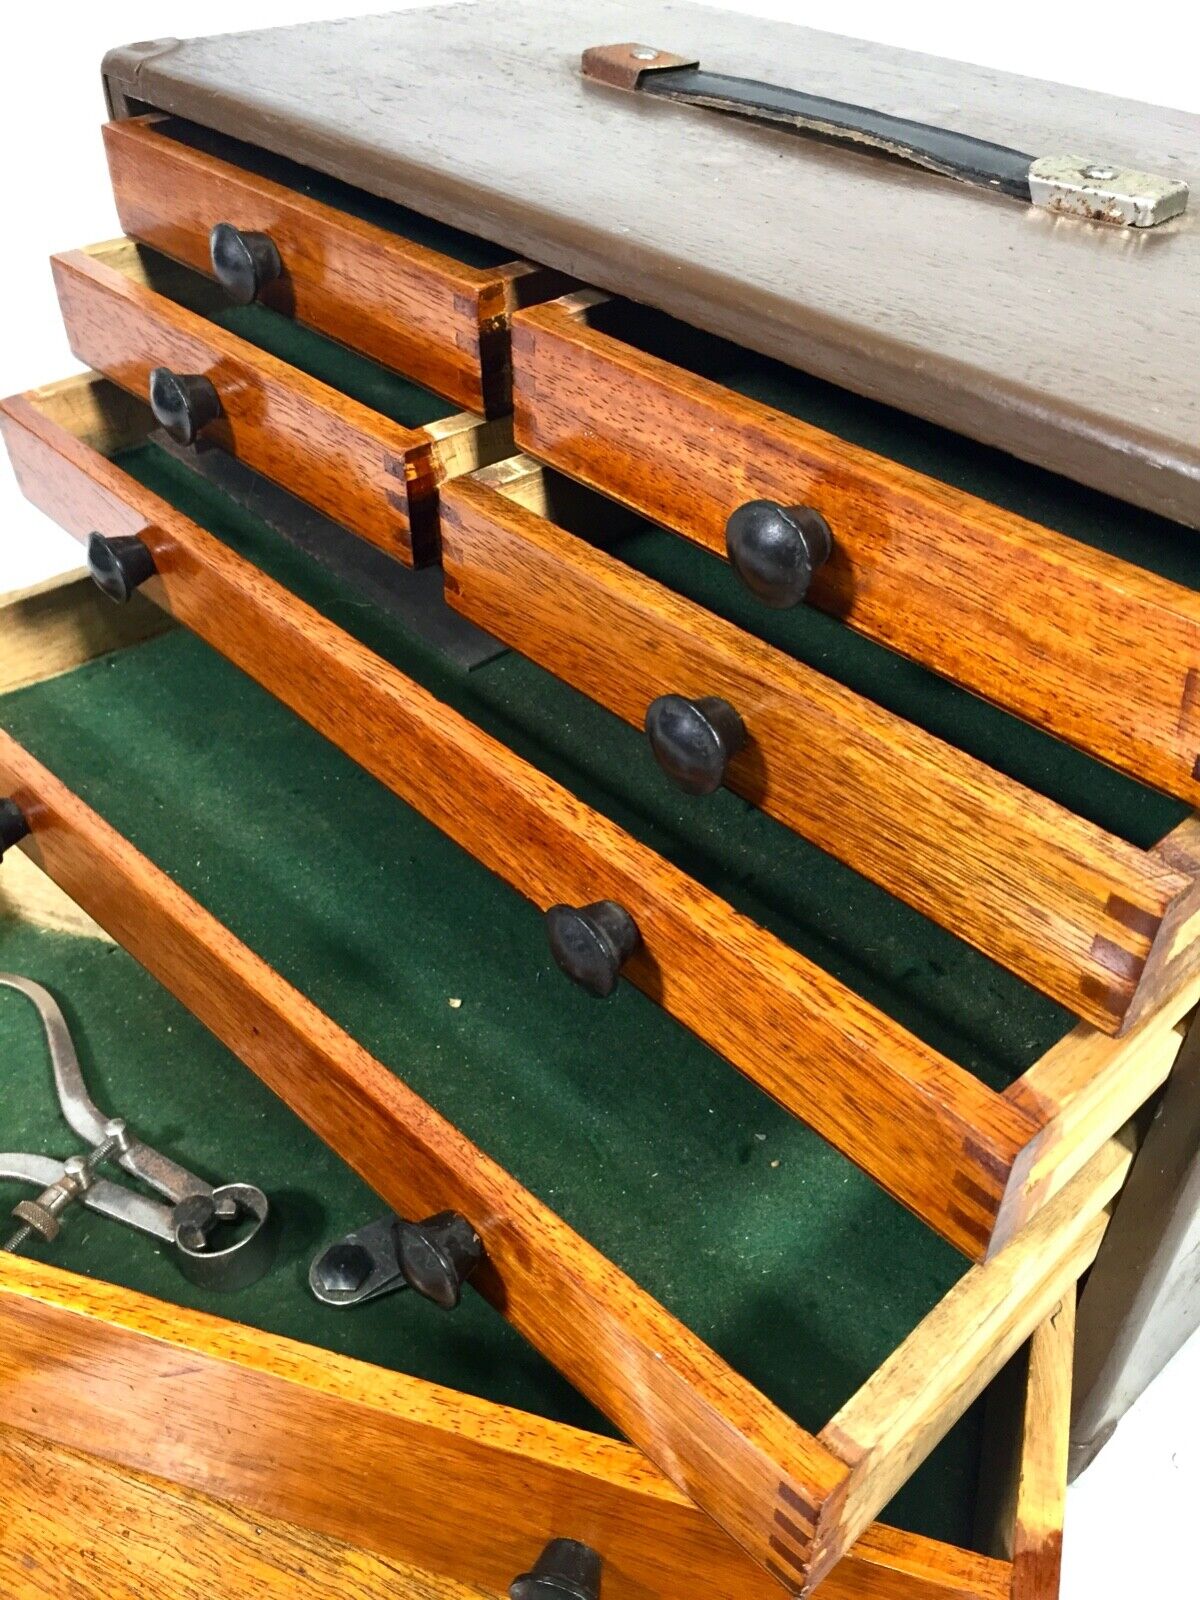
[1007,816,1200,1216]
[0,567,172,697]
[103,114,555,417]
[970,1287,1075,1590]
[512,294,1200,805]
[51,239,508,566]
[442,469,1193,1033]
[821,1142,1127,1566]
[0,1427,491,1600]
[0,737,1084,1589]
[0,1257,1012,1600]
[1009,1293,1074,1600]
[99,1,1200,526]
[0,377,1045,1263]
[0,731,856,1586]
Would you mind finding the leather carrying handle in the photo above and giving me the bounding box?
[580,44,1189,227]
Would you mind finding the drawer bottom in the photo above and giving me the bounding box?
[0,838,1064,1599]
[0,728,983,1550]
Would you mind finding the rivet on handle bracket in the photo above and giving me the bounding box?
[581,45,1189,227]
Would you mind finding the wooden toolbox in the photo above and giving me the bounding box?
[2,2,1198,1595]
[0,570,1106,1599]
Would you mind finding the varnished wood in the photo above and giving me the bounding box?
[0,1428,489,1600]
[0,1257,1013,1600]
[103,115,559,418]
[6,374,1197,1269]
[821,1144,1127,1569]
[1007,1019,1187,1221]
[51,239,511,567]
[0,731,1123,1588]
[2,369,151,457]
[512,294,1200,805]
[0,376,1044,1263]
[1006,816,1200,1218]
[443,467,1196,1034]
[1009,1294,1074,1600]
[972,1291,1075,1597]
[0,529,1093,1591]
[0,729,858,1582]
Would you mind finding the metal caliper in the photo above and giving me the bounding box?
[0,973,273,1291]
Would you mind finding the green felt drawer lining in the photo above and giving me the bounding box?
[213,298,455,430]
[0,646,988,1548]
[120,440,1131,1089]
[4,104,1170,1567]
[4,390,1153,1545]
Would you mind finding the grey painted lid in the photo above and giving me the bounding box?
[104,0,1200,526]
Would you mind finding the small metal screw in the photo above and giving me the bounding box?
[632,48,658,60]
[312,1239,375,1296]
[1082,164,1118,181]
[103,1117,133,1155]
[3,1130,124,1253]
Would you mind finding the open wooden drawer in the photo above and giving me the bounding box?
[0,554,1125,1595]
[4,375,1194,1272]
[51,239,514,565]
[441,459,1200,1037]
[103,113,563,417]
[0,1265,1075,1600]
[511,292,1200,806]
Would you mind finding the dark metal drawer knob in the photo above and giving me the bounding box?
[725,499,833,608]
[0,800,30,863]
[148,367,223,447]
[545,901,640,998]
[510,1539,602,1600]
[645,694,745,795]
[396,1210,483,1310]
[209,222,283,306]
[86,531,157,604]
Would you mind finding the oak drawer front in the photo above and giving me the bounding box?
[0,1255,1061,1600]
[442,464,1198,1038]
[104,114,555,417]
[52,239,511,566]
[3,375,1195,1286]
[512,294,1200,807]
[0,375,1051,1266]
[0,725,845,1586]
[0,678,1081,1598]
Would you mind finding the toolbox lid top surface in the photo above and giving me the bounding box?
[104,0,1200,527]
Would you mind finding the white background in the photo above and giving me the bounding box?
[1,4,1197,1594]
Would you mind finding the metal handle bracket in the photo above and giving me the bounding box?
[581,44,1189,227]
